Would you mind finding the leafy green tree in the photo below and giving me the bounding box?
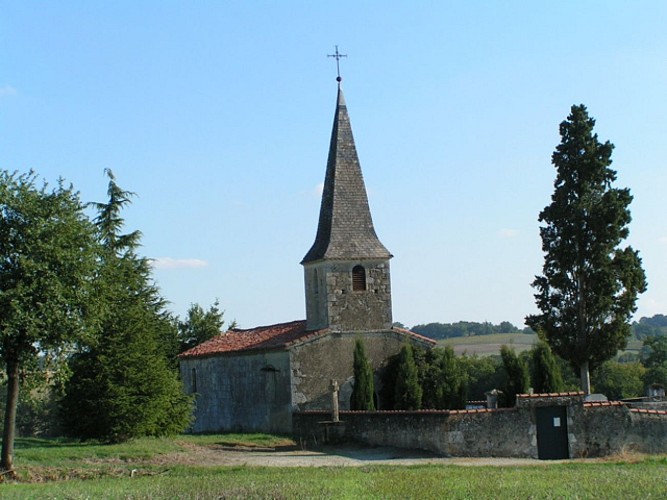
[418,347,467,409]
[592,361,645,400]
[640,336,667,369]
[394,343,422,410]
[526,105,647,394]
[350,338,375,411]
[0,171,97,472]
[178,300,231,353]
[637,336,667,396]
[61,171,192,442]
[530,341,564,394]
[500,346,530,407]
[643,364,667,393]
[458,355,505,401]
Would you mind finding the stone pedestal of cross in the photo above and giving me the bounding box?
[330,379,340,423]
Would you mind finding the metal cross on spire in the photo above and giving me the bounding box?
[328,45,347,83]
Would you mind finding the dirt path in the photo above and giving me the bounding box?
[154,442,559,468]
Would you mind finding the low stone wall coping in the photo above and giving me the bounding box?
[297,408,517,416]
[517,391,584,398]
[630,408,667,416]
[584,401,625,408]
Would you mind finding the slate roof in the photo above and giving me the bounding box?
[178,320,435,359]
[302,85,392,264]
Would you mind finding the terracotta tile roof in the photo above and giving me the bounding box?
[178,321,436,359]
[178,320,328,359]
[392,327,437,346]
[629,408,667,415]
[583,401,625,408]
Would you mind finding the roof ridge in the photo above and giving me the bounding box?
[229,319,306,333]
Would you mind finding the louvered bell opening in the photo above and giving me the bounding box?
[352,265,366,291]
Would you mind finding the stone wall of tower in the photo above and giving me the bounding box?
[304,264,329,330]
[305,260,392,332]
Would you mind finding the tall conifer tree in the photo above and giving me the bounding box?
[350,338,376,411]
[61,171,192,442]
[500,346,530,407]
[530,341,564,394]
[527,105,647,394]
[394,343,422,410]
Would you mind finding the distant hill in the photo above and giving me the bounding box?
[408,314,667,343]
[439,333,537,356]
[410,320,530,340]
[632,314,667,339]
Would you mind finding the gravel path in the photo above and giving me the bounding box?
[160,443,560,467]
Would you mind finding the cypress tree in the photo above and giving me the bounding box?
[500,345,530,407]
[527,105,647,393]
[531,341,564,394]
[439,346,468,409]
[350,338,375,411]
[394,343,422,410]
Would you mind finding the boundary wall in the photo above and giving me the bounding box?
[293,393,667,458]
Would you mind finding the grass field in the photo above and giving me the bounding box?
[3,434,667,498]
[439,332,538,355]
[439,332,644,357]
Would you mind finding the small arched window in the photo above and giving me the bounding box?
[313,269,319,295]
[352,265,366,291]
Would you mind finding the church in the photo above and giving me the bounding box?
[179,78,434,434]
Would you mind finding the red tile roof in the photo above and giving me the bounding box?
[583,401,625,408]
[178,320,435,359]
[178,320,326,359]
[392,327,437,346]
[630,408,667,415]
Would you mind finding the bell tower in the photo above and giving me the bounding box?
[302,81,393,332]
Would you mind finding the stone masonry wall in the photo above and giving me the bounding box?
[180,350,292,434]
[293,397,667,458]
[626,409,667,454]
[290,330,427,412]
[293,409,536,458]
[305,260,392,332]
[327,260,392,332]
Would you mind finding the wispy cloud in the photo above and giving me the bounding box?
[659,236,667,245]
[0,85,17,97]
[499,228,519,238]
[151,257,208,270]
[313,182,324,197]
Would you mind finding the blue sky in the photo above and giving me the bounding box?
[2,2,666,329]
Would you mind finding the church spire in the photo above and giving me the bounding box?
[302,85,392,264]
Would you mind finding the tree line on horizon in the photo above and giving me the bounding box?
[408,314,667,341]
